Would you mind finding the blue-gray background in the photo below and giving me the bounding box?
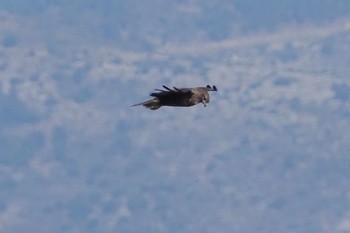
[1,1,350,232]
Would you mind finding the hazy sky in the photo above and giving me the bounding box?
[1,1,350,233]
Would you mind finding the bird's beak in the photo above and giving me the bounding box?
[202,101,207,107]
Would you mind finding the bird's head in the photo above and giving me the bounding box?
[201,92,210,107]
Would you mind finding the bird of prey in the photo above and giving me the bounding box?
[132,85,217,110]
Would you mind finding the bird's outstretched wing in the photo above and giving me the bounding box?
[150,85,194,107]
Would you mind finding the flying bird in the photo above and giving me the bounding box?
[132,85,217,110]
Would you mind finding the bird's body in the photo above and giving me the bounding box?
[132,85,217,110]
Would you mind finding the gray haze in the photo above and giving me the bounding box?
[0,1,350,232]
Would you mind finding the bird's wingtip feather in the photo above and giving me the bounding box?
[206,85,217,91]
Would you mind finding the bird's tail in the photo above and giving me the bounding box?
[131,99,161,110]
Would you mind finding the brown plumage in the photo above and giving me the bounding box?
[132,85,217,110]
